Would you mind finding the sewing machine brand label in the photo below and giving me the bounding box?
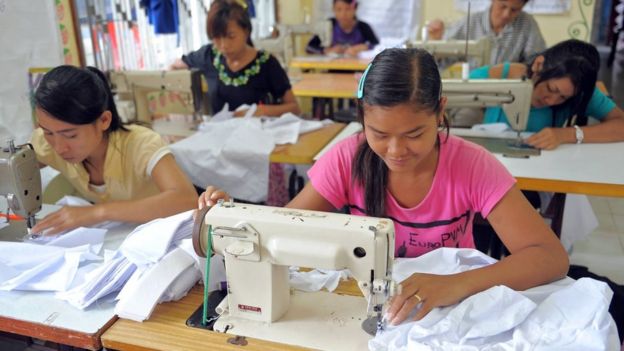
[238,304,262,313]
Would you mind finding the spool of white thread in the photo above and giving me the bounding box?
[461,62,470,80]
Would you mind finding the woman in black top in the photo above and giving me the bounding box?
[306,0,379,57]
[171,1,300,116]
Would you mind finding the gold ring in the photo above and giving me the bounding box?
[413,293,422,303]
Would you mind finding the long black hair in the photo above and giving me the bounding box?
[207,0,254,46]
[353,48,449,217]
[526,39,599,127]
[34,65,126,133]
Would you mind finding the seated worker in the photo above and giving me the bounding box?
[170,0,300,117]
[470,39,624,150]
[198,48,569,323]
[30,65,201,235]
[306,0,379,57]
[427,0,545,64]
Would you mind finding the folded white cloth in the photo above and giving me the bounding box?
[114,247,197,321]
[120,210,194,265]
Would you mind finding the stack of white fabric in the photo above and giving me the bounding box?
[368,249,619,350]
[56,210,206,321]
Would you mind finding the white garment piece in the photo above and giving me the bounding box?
[170,118,275,202]
[27,226,107,253]
[178,238,226,293]
[262,113,333,145]
[0,233,103,292]
[56,253,137,309]
[159,264,201,302]
[368,248,618,351]
[560,194,599,251]
[289,267,351,292]
[120,210,193,265]
[114,247,196,321]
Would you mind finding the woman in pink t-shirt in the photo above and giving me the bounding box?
[287,48,569,325]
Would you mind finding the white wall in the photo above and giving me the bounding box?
[0,0,62,144]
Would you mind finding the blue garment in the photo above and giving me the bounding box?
[140,0,179,34]
[469,64,616,132]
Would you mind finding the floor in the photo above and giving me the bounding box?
[571,196,624,284]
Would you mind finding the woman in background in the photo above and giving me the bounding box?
[427,0,544,64]
[471,39,624,150]
[171,0,300,117]
[306,0,379,57]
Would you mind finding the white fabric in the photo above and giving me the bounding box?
[170,118,275,202]
[368,248,619,350]
[56,210,196,309]
[561,194,599,251]
[0,226,106,292]
[0,242,101,292]
[289,267,351,292]
[120,210,194,265]
[114,247,196,321]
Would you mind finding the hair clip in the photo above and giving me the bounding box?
[357,63,372,99]
[234,0,248,9]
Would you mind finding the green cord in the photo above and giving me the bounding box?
[201,224,213,326]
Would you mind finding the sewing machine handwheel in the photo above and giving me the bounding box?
[192,206,211,257]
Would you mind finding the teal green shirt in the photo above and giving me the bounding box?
[469,64,616,132]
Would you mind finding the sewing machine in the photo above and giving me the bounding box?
[408,37,491,66]
[0,140,42,241]
[191,200,397,350]
[110,69,206,124]
[258,21,333,67]
[442,78,538,156]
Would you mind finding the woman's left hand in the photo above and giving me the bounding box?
[31,206,102,236]
[385,272,470,325]
[524,127,567,150]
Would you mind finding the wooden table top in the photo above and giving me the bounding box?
[290,56,371,71]
[270,122,345,164]
[292,73,358,99]
[102,280,362,351]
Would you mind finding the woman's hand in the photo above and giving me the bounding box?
[427,19,445,40]
[385,272,470,325]
[524,127,569,150]
[324,45,346,55]
[31,206,103,235]
[197,185,231,210]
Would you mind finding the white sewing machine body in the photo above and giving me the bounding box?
[192,201,396,349]
[443,78,534,133]
[408,37,491,65]
[0,141,42,240]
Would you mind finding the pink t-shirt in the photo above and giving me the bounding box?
[309,133,516,258]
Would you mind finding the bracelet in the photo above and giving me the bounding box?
[573,125,584,144]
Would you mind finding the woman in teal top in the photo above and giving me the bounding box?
[470,39,624,149]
